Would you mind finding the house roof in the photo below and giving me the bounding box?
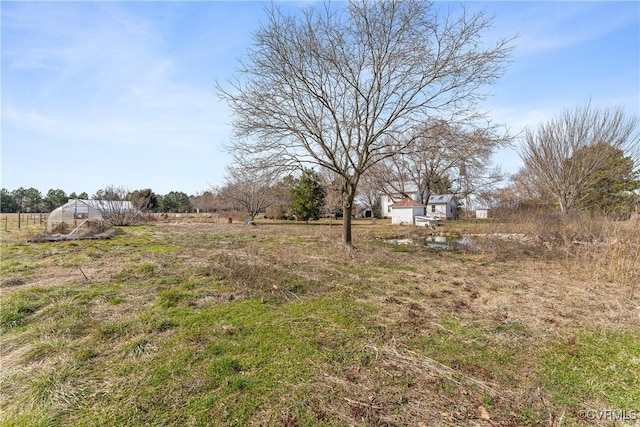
[427,194,456,204]
[390,198,426,208]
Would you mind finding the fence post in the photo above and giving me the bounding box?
[4,217,7,232]
[18,213,21,230]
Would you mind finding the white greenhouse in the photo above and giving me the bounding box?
[47,199,139,232]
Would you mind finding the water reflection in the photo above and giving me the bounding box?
[422,235,459,249]
[383,235,477,250]
[424,235,477,250]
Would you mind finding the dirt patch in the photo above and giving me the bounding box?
[27,228,117,243]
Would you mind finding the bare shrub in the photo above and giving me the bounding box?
[500,209,608,247]
[480,208,639,289]
[93,185,141,226]
[573,221,640,291]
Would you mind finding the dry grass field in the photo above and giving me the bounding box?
[1,215,638,426]
[0,214,47,234]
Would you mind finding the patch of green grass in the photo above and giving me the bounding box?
[410,316,518,383]
[157,287,190,308]
[3,220,636,425]
[71,297,374,426]
[108,296,124,305]
[138,309,178,333]
[542,329,640,410]
[142,244,180,253]
[0,290,46,333]
[493,321,530,337]
[378,263,417,272]
[0,411,59,427]
[2,361,90,426]
[154,278,228,308]
[24,338,71,362]
[97,321,134,341]
[0,258,43,275]
[112,263,158,281]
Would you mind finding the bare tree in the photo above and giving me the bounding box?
[218,0,512,247]
[319,169,344,219]
[190,191,216,213]
[265,175,296,219]
[93,185,141,226]
[519,101,640,214]
[218,156,283,222]
[356,171,382,218]
[477,168,549,215]
[373,121,507,208]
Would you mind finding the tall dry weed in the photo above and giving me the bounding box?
[573,219,640,293]
[506,210,638,290]
[505,210,608,245]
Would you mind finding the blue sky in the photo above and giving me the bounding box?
[2,1,639,197]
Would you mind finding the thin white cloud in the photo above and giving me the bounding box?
[2,1,637,195]
[491,2,638,57]
[2,1,230,145]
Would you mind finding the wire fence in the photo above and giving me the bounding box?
[1,213,47,232]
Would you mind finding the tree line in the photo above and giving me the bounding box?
[0,187,193,214]
[0,175,354,222]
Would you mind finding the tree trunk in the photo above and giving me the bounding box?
[342,181,357,248]
[342,204,353,248]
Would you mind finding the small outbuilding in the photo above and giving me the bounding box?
[475,208,491,219]
[390,198,427,225]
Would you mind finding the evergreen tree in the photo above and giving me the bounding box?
[571,143,640,218]
[290,169,325,223]
[44,189,68,211]
[13,187,42,212]
[160,191,191,213]
[1,188,18,213]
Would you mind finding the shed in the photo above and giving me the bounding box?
[475,208,491,219]
[390,198,426,225]
[47,199,138,232]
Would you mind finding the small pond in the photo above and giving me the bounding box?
[420,235,477,250]
[383,235,477,250]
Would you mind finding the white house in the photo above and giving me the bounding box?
[380,184,423,218]
[382,186,458,220]
[426,194,458,219]
[390,198,427,225]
